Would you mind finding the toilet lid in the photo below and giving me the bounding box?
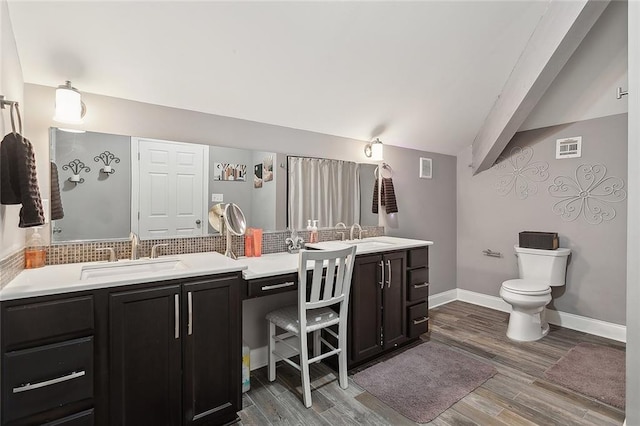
[502,279,551,295]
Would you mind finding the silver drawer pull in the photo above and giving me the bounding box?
[413,282,428,289]
[261,281,295,291]
[413,316,428,325]
[13,370,85,393]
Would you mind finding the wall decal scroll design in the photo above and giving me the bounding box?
[492,146,549,199]
[548,164,626,224]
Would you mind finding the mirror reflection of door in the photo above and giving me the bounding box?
[132,138,209,239]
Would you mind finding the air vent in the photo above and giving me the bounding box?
[556,137,582,159]
[419,157,432,179]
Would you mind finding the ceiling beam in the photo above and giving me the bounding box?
[471,0,609,174]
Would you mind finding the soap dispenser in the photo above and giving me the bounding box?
[311,220,319,243]
[25,227,46,269]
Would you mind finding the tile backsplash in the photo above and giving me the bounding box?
[44,225,384,265]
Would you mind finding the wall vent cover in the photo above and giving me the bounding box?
[419,157,432,179]
[556,137,582,159]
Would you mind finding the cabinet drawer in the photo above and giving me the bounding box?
[407,268,429,301]
[407,302,429,338]
[3,296,94,348]
[3,337,94,423]
[246,273,298,298]
[407,247,428,268]
[43,409,94,426]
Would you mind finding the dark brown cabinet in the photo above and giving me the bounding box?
[1,272,241,426]
[349,251,407,365]
[109,275,240,426]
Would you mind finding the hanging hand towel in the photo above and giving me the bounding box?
[372,178,379,214]
[380,177,399,214]
[50,162,64,220]
[0,133,45,227]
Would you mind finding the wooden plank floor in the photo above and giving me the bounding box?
[238,301,626,425]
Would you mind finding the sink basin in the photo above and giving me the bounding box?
[80,257,186,280]
[344,239,394,250]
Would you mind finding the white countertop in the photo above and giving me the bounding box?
[0,251,246,301]
[1,236,432,300]
[237,236,433,280]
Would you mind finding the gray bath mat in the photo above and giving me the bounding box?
[353,341,497,423]
[544,342,625,409]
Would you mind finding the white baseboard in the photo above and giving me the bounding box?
[431,289,626,343]
[428,289,457,308]
[250,346,268,371]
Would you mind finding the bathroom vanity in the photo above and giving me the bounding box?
[0,253,245,426]
[0,236,432,425]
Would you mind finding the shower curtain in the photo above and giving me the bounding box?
[288,156,360,230]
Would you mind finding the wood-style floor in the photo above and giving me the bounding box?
[238,301,626,425]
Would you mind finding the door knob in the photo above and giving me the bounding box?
[196,219,201,225]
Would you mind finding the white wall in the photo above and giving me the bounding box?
[520,1,628,131]
[0,0,25,259]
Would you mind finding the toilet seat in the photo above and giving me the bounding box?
[501,279,551,296]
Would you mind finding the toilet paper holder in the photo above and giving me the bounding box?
[482,249,502,258]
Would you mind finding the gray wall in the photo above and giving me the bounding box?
[457,114,627,325]
[381,147,458,296]
[52,130,131,241]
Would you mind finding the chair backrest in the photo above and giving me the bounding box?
[298,246,357,314]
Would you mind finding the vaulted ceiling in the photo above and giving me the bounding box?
[8,1,552,155]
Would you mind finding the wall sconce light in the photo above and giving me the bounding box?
[54,80,86,125]
[364,138,384,161]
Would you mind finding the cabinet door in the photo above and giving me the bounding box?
[349,254,384,364]
[383,252,407,350]
[109,285,182,426]
[183,276,240,425]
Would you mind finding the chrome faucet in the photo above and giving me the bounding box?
[129,232,139,260]
[350,223,363,240]
[335,222,347,241]
[151,243,169,259]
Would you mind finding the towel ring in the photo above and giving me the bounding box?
[9,102,23,137]
[374,163,393,179]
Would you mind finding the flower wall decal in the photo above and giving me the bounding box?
[548,164,626,224]
[492,146,549,199]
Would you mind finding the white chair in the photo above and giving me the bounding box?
[265,245,357,408]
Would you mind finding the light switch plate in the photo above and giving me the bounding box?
[211,193,224,202]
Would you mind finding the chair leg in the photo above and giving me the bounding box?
[337,322,348,389]
[268,321,276,382]
[300,332,312,408]
[313,330,321,361]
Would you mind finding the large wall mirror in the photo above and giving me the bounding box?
[49,128,378,243]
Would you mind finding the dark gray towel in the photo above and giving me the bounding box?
[1,133,45,227]
[381,178,398,214]
[50,162,64,220]
[372,178,379,214]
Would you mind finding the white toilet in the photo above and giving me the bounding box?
[500,245,571,342]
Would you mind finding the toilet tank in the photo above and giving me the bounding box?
[515,245,571,286]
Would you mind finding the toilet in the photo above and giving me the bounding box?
[500,245,571,342]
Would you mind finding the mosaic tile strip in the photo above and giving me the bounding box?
[0,249,25,289]
[44,226,385,266]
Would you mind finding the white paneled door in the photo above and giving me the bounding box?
[134,138,208,239]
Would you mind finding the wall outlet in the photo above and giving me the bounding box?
[211,193,224,202]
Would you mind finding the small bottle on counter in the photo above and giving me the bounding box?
[25,227,46,269]
[307,220,313,241]
[310,220,319,243]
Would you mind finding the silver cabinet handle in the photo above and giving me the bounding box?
[386,260,392,288]
[414,282,428,289]
[413,317,428,325]
[379,261,385,289]
[174,294,180,339]
[188,291,193,335]
[261,281,295,291]
[13,370,85,393]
